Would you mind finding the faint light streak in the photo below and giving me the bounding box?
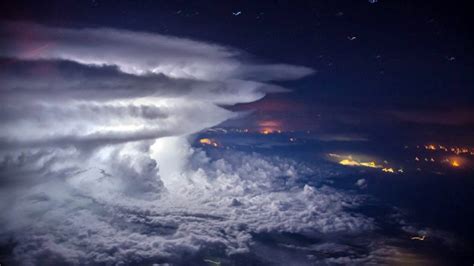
[22,43,53,58]
[411,235,426,241]
[1,43,54,68]
[204,259,221,265]
[206,128,228,134]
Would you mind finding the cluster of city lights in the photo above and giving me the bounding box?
[409,143,474,168]
[414,156,462,168]
[198,130,472,171]
[329,154,402,174]
[414,144,474,156]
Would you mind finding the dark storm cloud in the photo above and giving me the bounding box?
[0,58,283,103]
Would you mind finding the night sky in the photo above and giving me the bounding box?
[1,1,474,265]
[2,0,473,143]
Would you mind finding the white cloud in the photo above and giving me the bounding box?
[0,22,313,81]
[355,178,368,189]
[0,22,312,150]
[0,22,389,265]
[3,149,375,264]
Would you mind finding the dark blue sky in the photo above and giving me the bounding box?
[2,0,473,143]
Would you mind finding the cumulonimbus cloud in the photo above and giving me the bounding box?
[0,22,438,265]
[0,21,313,210]
[0,22,313,149]
[0,22,389,265]
[0,21,314,81]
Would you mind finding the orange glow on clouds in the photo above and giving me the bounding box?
[338,158,381,168]
[339,159,362,166]
[199,138,218,147]
[258,120,283,135]
[361,161,378,168]
[329,153,400,174]
[259,120,281,128]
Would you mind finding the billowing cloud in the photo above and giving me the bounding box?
[0,22,398,265]
[0,22,314,149]
[2,150,375,265]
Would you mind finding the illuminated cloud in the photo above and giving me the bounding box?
[0,21,313,194]
[0,22,313,149]
[0,22,360,264]
[0,22,313,81]
[1,22,436,265]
